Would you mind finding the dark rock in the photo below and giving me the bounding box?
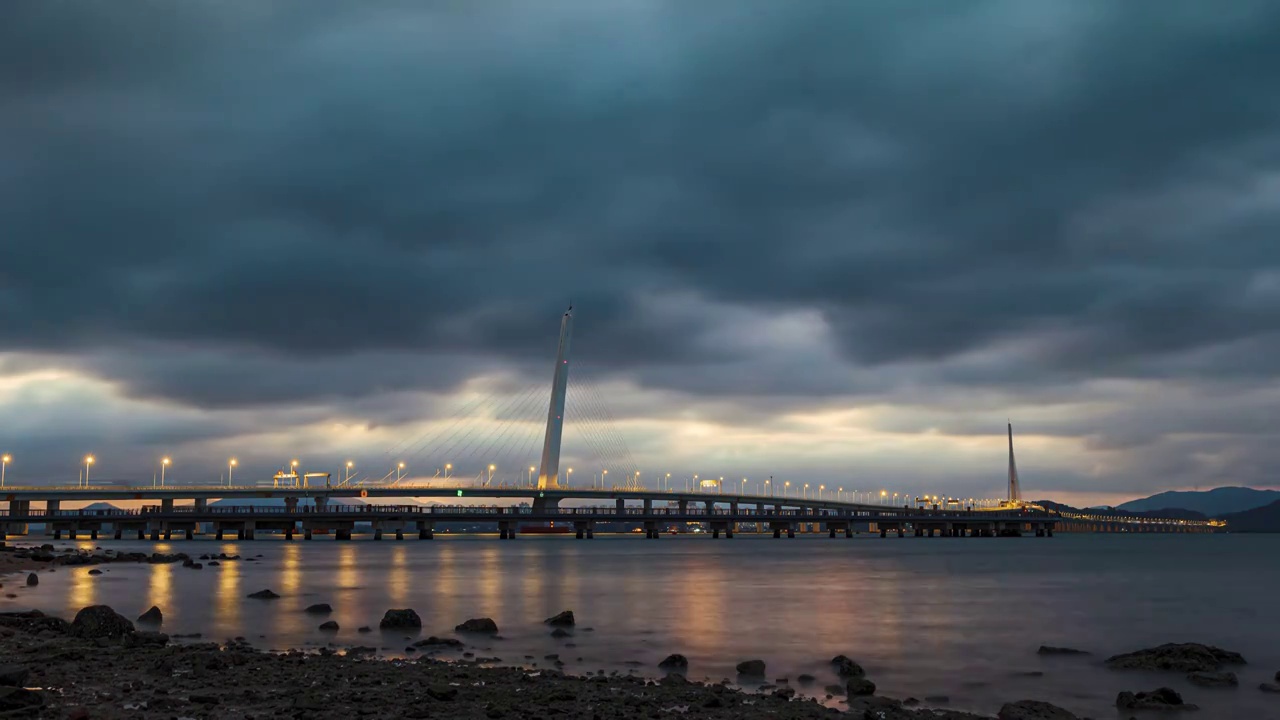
[427,685,458,701]
[659,654,689,669]
[550,628,570,638]
[998,699,1081,719]
[1037,645,1089,655]
[379,609,422,629]
[544,610,575,627]
[25,573,37,587]
[1116,687,1198,711]
[71,605,135,639]
[736,659,766,676]
[188,563,203,569]
[247,589,280,600]
[455,617,499,634]
[1187,670,1238,687]
[123,631,169,648]
[0,686,44,713]
[1106,643,1245,672]
[772,686,796,700]
[319,621,339,631]
[358,626,372,633]
[305,603,332,614]
[87,569,103,575]
[847,677,876,696]
[414,636,464,648]
[831,654,866,677]
[0,665,30,687]
[1260,682,1280,693]
[137,606,163,624]
[797,673,816,684]
[208,561,220,566]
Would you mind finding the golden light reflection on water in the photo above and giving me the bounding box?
[337,543,360,591]
[281,543,302,596]
[387,544,409,607]
[216,548,241,628]
[435,543,457,621]
[68,565,97,611]
[148,561,174,614]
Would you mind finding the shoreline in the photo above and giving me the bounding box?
[0,604,1073,720]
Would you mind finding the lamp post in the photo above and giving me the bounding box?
[1,454,8,488]
[742,478,747,496]
[765,478,771,496]
[567,467,574,486]
[529,466,535,485]
[785,480,791,497]
[397,462,406,482]
[820,484,825,500]
[161,457,170,487]
[84,455,94,487]
[880,490,887,505]
[345,461,354,483]
[488,464,495,485]
[602,469,608,488]
[804,483,809,499]
[665,472,671,492]
[228,458,237,487]
[444,463,451,479]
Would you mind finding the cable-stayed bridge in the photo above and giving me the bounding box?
[0,308,1218,539]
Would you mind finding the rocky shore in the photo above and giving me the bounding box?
[0,603,1109,720]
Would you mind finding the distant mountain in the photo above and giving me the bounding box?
[1218,499,1280,533]
[1116,487,1280,516]
[1034,499,1206,521]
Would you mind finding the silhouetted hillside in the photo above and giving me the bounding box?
[1218,499,1280,532]
[1035,499,1206,521]
[1117,486,1280,516]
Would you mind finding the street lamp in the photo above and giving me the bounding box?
[742,478,747,496]
[84,455,94,487]
[161,457,171,487]
[765,478,771,496]
[444,463,451,479]
[784,480,791,496]
[397,462,406,482]
[804,483,810,499]
[291,459,300,487]
[1,454,9,488]
[602,469,608,488]
[665,472,671,492]
[838,487,844,502]
[529,466,535,485]
[228,458,237,487]
[345,461,354,483]
[880,490,887,505]
[567,467,573,486]
[820,484,825,500]
[488,464,495,485]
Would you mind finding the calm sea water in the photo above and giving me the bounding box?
[5,533,1278,719]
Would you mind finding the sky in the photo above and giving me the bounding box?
[2,1,1280,507]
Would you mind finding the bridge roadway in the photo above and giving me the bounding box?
[1,484,1056,541]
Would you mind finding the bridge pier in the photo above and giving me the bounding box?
[151,528,160,541]
[68,529,78,540]
[305,529,313,540]
[396,529,404,541]
[114,528,122,540]
[335,529,351,541]
[845,527,853,538]
[787,526,795,539]
[285,528,294,541]
[773,528,781,539]
[374,529,383,541]
[215,528,224,540]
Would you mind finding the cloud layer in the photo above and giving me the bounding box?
[3,1,1280,504]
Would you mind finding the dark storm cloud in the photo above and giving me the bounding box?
[2,0,1280,409]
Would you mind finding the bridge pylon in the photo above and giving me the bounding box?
[537,306,573,490]
[1008,422,1021,504]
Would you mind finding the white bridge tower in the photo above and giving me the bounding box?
[536,306,573,490]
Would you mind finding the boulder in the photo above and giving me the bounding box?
[414,636,463,648]
[123,631,169,648]
[137,606,163,624]
[0,686,43,713]
[831,654,866,677]
[772,687,796,700]
[25,573,37,587]
[247,589,280,600]
[71,605,135,639]
[1037,646,1089,655]
[550,628,570,638]
[1187,670,1238,687]
[736,659,766,676]
[379,609,422,629]
[455,617,499,634]
[1116,687,1198,711]
[847,677,876,696]
[305,604,332,614]
[659,654,689,670]
[998,700,1081,720]
[87,569,103,576]
[319,621,339,631]
[0,665,30,687]
[797,674,816,684]
[357,626,372,633]
[544,610,575,627]
[1106,643,1245,672]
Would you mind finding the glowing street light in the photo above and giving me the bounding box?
[567,467,574,486]
[1,454,9,488]
[529,466,535,485]
[880,490,887,505]
[444,463,451,479]
[345,461,354,483]
[819,484,825,500]
[84,455,94,487]
[665,472,671,492]
[785,480,791,496]
[742,478,747,495]
[397,462,406,482]
[161,457,171,487]
[804,482,810,499]
[228,458,237,487]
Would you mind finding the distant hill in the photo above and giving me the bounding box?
[1218,499,1280,533]
[1035,499,1206,521]
[1116,487,1280,516]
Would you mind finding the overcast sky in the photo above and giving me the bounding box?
[3,1,1279,506]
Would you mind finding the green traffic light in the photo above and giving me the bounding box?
[456,490,463,497]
